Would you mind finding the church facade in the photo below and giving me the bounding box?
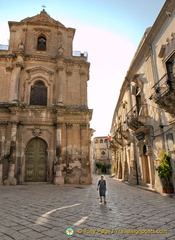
[0,10,93,185]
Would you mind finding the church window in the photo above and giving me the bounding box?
[37,36,46,51]
[30,81,47,106]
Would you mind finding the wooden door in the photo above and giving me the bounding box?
[143,155,150,184]
[25,138,47,182]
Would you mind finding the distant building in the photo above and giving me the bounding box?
[92,136,111,174]
[110,0,175,193]
[0,10,93,185]
[0,45,8,50]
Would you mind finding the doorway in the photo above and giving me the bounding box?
[25,138,47,182]
[143,154,150,184]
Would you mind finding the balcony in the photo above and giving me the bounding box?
[117,123,130,140]
[126,104,148,131]
[150,73,175,115]
[113,131,123,146]
[111,123,130,149]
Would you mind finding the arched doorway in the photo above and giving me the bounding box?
[25,138,47,182]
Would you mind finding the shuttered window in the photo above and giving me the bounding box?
[30,81,47,106]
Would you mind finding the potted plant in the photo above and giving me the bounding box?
[156,152,173,193]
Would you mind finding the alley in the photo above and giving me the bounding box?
[0,175,175,240]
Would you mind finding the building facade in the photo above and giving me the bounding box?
[92,137,111,174]
[110,0,175,193]
[0,10,93,185]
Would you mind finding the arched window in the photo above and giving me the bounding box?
[100,139,103,143]
[37,36,46,51]
[30,81,47,106]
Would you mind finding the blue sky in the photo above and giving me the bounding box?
[0,0,166,137]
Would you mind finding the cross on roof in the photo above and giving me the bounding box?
[42,4,46,10]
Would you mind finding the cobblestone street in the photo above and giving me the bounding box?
[0,175,175,240]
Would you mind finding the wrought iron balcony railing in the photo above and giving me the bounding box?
[126,104,148,130]
[150,73,174,101]
[126,104,148,122]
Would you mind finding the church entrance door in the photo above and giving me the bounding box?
[25,138,47,182]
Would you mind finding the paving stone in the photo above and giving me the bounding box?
[0,175,175,240]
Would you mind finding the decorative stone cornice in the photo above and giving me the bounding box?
[25,55,56,63]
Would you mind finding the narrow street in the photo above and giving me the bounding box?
[0,175,174,240]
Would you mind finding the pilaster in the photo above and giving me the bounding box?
[54,122,64,185]
[56,65,64,105]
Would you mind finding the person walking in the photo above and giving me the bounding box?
[97,175,107,203]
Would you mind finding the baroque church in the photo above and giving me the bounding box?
[0,10,93,185]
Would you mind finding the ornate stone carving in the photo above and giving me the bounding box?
[79,70,86,76]
[80,123,87,129]
[6,66,13,72]
[32,127,42,137]
[26,67,54,75]
[33,111,41,117]
[58,47,64,57]
[66,123,73,129]
[56,66,64,72]
[66,70,72,76]
[18,42,24,52]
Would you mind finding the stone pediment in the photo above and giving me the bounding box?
[20,10,65,28]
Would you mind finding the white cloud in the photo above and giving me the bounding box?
[0,22,9,44]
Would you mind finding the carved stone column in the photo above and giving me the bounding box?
[54,123,64,185]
